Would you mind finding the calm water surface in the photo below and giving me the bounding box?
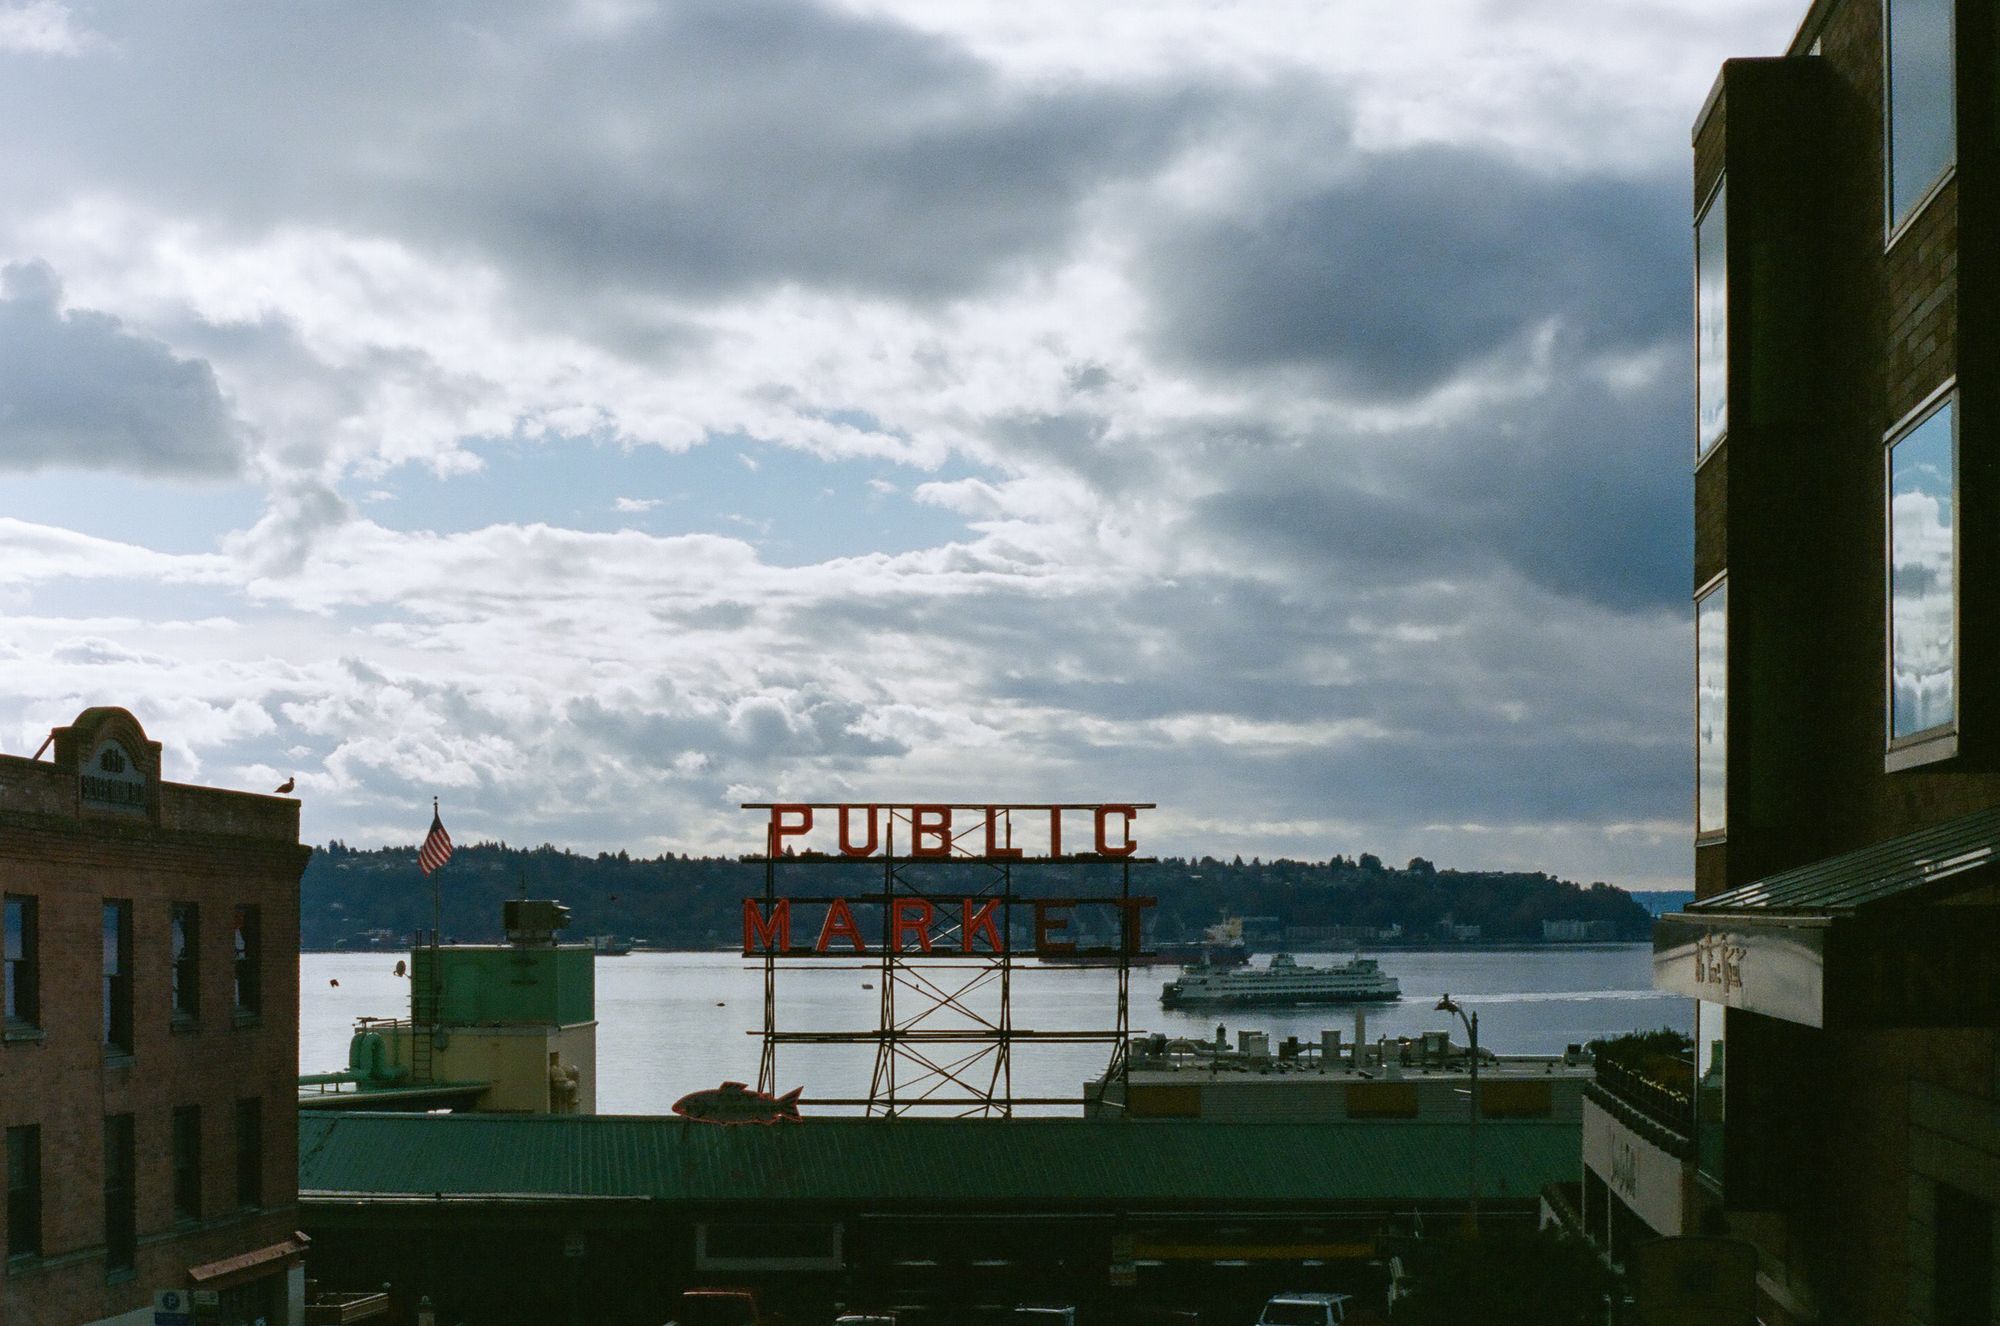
[300,945,1685,1114]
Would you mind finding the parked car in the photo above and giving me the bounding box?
[1256,1293,1351,1326]
[1014,1307,1078,1326]
[669,1288,768,1326]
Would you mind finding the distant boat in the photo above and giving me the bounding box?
[588,934,632,955]
[1161,953,1400,1009]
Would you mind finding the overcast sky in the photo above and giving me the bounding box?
[0,0,1800,886]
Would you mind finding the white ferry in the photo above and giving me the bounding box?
[1160,953,1400,1009]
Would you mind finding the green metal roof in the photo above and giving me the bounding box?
[300,1113,1577,1209]
[1688,805,2000,915]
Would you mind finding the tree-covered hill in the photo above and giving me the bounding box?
[303,840,1655,950]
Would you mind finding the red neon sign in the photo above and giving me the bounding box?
[745,802,1152,861]
[741,896,1157,958]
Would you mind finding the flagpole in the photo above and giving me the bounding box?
[429,797,441,1070]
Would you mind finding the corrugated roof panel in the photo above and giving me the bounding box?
[1689,806,2000,915]
[298,1114,1577,1207]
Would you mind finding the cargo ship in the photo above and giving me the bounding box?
[1160,953,1400,1008]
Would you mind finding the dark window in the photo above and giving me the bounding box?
[1888,396,1955,743]
[103,901,133,1054]
[1696,1000,1726,1189]
[104,1113,135,1275]
[5,1125,40,1259]
[1885,0,1955,230]
[3,896,37,1028]
[233,905,261,1015]
[172,1105,202,1222]
[1935,1185,1994,1326]
[171,902,200,1022]
[234,1097,262,1209]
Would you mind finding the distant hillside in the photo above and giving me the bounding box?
[1628,890,1695,916]
[303,841,1655,951]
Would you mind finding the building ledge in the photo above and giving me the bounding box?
[1584,1081,1693,1160]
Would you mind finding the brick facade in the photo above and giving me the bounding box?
[1,708,310,1326]
[1688,0,2000,1321]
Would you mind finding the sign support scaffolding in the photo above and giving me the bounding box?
[747,803,1151,1117]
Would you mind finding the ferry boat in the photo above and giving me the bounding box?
[1160,953,1400,1009]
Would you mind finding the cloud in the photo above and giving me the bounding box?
[1145,150,1686,401]
[0,2,96,56]
[0,260,245,476]
[0,0,1805,891]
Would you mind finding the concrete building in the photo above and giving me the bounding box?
[1,708,311,1326]
[1634,1,2000,1320]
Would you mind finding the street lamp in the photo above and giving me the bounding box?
[1436,993,1479,1234]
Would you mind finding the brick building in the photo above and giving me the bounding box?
[1622,0,2000,1321]
[2,707,310,1326]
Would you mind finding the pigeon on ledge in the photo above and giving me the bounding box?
[274,777,295,794]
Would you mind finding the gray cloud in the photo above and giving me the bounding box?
[1146,149,1686,399]
[1194,364,1692,612]
[0,260,244,476]
[3,0,1211,307]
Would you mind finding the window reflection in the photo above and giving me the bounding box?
[1697,581,1726,835]
[1886,0,1955,229]
[1889,399,1954,741]
[1696,181,1727,455]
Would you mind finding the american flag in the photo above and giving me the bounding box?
[418,800,453,876]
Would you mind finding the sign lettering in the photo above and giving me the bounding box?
[742,895,1156,958]
[748,802,1150,862]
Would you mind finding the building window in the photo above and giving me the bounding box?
[1888,394,1955,745]
[233,905,261,1016]
[5,1125,40,1260]
[1935,1185,1995,1326]
[3,896,37,1029]
[235,1097,262,1209]
[172,1105,202,1222]
[1696,1000,1725,1189]
[171,902,200,1023]
[1695,178,1727,457]
[1885,0,1955,232]
[103,900,133,1055]
[104,1113,136,1276]
[1696,579,1727,836]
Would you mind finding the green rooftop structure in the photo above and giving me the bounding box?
[301,898,598,1114]
[298,1112,1583,1324]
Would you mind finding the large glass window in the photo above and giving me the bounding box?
[104,1113,135,1275]
[171,902,200,1023]
[1696,180,1728,456]
[5,1125,39,1260]
[172,1105,202,1222]
[1889,396,1955,742]
[1697,580,1727,836]
[3,896,37,1028]
[1885,0,1956,230]
[102,900,132,1055]
[1696,1000,1726,1188]
[233,905,261,1016]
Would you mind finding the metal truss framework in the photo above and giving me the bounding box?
[751,805,1151,1117]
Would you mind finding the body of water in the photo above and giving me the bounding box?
[301,945,1685,1114]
